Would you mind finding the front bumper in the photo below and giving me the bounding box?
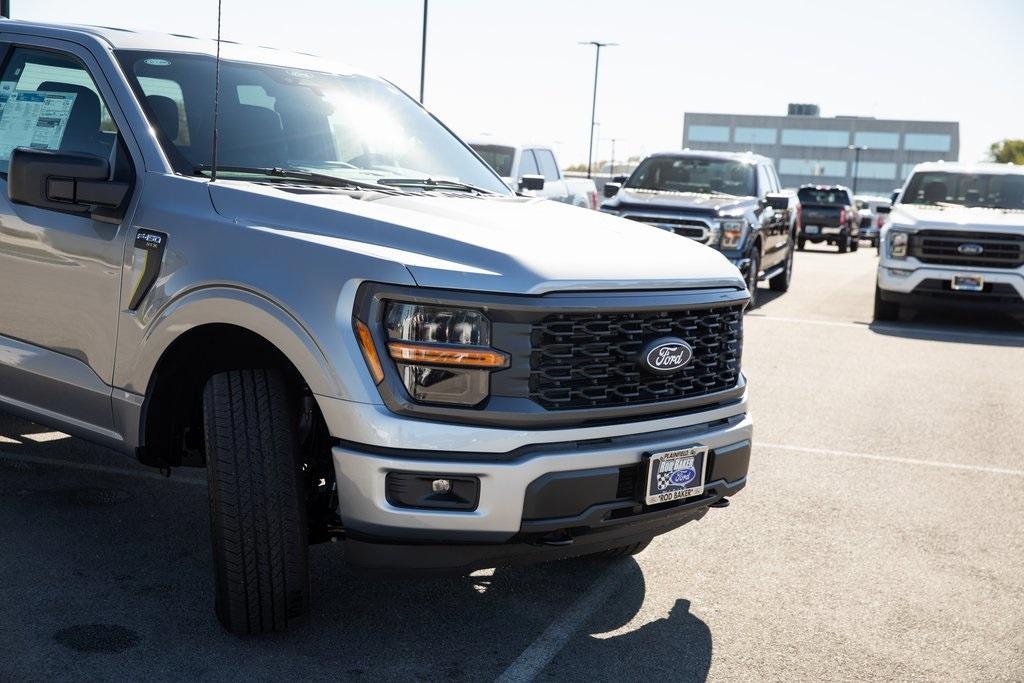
[877,259,1024,313]
[331,410,752,568]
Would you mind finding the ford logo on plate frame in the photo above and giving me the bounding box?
[641,337,694,375]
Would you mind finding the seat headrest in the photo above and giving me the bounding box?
[217,104,286,167]
[923,181,947,203]
[37,81,101,141]
[146,94,179,141]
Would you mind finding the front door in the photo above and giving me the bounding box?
[0,40,136,432]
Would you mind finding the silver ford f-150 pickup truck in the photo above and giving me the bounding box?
[0,21,752,634]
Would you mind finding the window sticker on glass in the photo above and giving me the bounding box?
[0,90,78,158]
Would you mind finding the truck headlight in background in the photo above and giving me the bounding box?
[719,219,745,249]
[889,230,909,259]
[378,303,508,406]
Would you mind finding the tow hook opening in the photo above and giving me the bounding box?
[539,530,574,547]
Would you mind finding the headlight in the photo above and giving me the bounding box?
[719,219,746,249]
[378,303,508,406]
[889,231,909,259]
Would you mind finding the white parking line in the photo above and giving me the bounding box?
[760,442,1024,477]
[496,559,632,682]
[0,451,207,486]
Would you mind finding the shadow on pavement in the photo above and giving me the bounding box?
[544,559,712,680]
[0,410,713,681]
[865,308,1024,347]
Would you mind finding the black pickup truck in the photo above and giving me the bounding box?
[797,185,860,253]
[600,151,800,307]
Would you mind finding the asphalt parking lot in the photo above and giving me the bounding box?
[1,244,1022,682]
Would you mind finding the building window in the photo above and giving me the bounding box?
[853,162,896,180]
[734,127,776,144]
[687,125,730,143]
[904,133,951,152]
[780,129,850,148]
[853,131,898,150]
[778,158,847,177]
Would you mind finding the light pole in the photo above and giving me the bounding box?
[579,41,617,179]
[848,144,866,194]
[419,0,428,104]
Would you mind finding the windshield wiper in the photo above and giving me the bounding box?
[377,177,498,195]
[193,165,384,191]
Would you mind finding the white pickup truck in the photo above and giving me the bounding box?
[875,162,1024,322]
[468,139,598,209]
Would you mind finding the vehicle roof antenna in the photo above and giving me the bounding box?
[210,0,223,182]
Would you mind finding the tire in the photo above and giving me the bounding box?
[837,230,849,253]
[769,241,794,292]
[594,539,651,559]
[797,238,805,251]
[873,283,899,322]
[744,248,760,309]
[204,368,310,635]
[850,237,860,252]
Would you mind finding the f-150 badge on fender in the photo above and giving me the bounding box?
[129,229,168,311]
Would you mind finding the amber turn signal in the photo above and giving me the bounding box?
[387,342,509,369]
[354,319,385,384]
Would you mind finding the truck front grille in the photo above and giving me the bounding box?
[528,304,743,409]
[910,230,1023,269]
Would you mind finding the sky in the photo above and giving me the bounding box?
[14,0,1024,167]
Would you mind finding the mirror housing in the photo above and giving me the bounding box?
[518,174,545,192]
[604,182,621,198]
[875,204,892,215]
[764,192,789,211]
[612,174,628,185]
[8,148,129,223]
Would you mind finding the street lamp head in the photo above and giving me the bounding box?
[578,41,620,47]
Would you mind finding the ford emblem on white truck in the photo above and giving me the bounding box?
[641,338,694,375]
[957,243,984,256]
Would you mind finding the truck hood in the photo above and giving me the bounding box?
[209,182,742,295]
[891,205,1024,234]
[610,188,754,215]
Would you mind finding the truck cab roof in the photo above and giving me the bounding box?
[0,19,366,74]
[659,149,772,166]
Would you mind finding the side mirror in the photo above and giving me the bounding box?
[764,192,789,211]
[612,174,629,184]
[604,182,621,198]
[518,174,545,192]
[8,148,129,223]
[875,205,892,215]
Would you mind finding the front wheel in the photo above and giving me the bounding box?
[837,230,849,253]
[769,241,794,292]
[744,249,760,309]
[204,368,310,635]
[851,237,860,252]
[797,238,806,251]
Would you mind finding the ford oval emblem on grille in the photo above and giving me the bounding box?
[641,337,693,375]
[958,243,984,256]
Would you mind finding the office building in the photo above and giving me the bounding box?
[682,106,959,195]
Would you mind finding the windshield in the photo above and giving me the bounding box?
[798,188,851,206]
[116,50,510,194]
[626,156,756,197]
[901,171,1024,210]
[470,144,515,177]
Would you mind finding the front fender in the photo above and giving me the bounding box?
[115,286,350,401]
